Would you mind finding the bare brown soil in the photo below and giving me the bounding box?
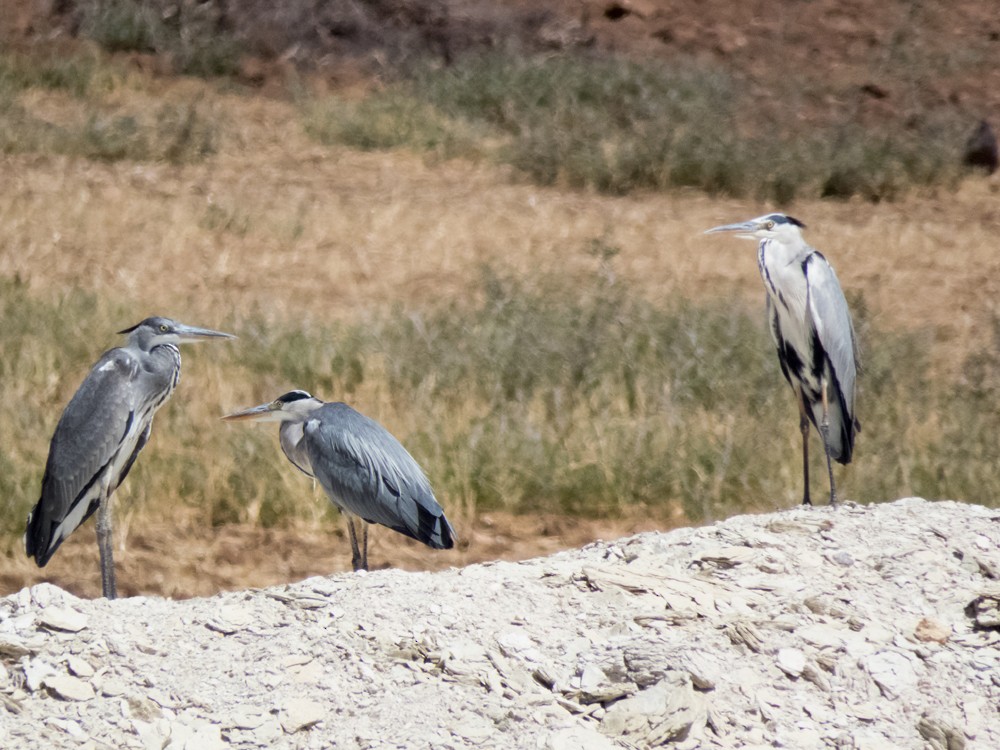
[7,0,1000,124]
[1,512,667,600]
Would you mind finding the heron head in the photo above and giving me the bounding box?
[120,317,236,348]
[704,213,807,243]
[222,390,322,423]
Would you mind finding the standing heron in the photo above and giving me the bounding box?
[25,317,235,598]
[704,213,860,506]
[222,390,455,571]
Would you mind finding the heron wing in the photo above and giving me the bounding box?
[25,349,144,566]
[805,253,857,409]
[304,403,455,549]
[805,251,860,460]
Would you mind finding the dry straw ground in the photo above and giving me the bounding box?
[1,29,999,597]
[4,82,999,369]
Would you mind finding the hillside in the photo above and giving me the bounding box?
[1,498,998,748]
[4,0,1000,128]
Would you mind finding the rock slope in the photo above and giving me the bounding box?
[1,498,998,749]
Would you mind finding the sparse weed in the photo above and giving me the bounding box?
[2,248,995,553]
[302,94,478,156]
[0,50,117,98]
[302,52,970,202]
[78,0,243,78]
[80,0,160,54]
[0,100,217,163]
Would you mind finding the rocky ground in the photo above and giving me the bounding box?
[0,498,998,749]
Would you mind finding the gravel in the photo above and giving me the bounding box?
[1,497,998,749]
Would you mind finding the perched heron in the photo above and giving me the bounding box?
[25,317,235,598]
[222,390,455,571]
[705,213,860,506]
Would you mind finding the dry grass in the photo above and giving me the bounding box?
[4,88,998,369]
[2,63,999,595]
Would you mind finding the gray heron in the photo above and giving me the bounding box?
[704,213,860,506]
[222,390,455,571]
[25,317,235,598]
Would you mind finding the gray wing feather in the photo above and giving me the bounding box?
[304,403,454,549]
[806,253,858,412]
[27,350,142,562]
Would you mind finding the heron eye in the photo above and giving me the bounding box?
[765,221,775,230]
[159,324,169,332]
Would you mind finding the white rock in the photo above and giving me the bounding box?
[23,657,58,692]
[0,499,997,750]
[797,623,849,649]
[98,678,129,697]
[548,725,619,750]
[578,663,607,693]
[776,648,806,678]
[451,715,494,742]
[45,717,87,739]
[38,607,89,633]
[864,651,918,699]
[0,634,34,657]
[43,673,95,702]
[132,719,166,750]
[831,550,855,566]
[280,697,325,733]
[230,710,270,730]
[66,655,95,678]
[498,630,536,656]
[162,719,226,750]
[28,583,77,608]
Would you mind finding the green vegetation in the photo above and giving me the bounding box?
[79,0,243,77]
[1,254,994,551]
[0,99,217,163]
[303,53,968,202]
[0,50,218,163]
[0,48,119,97]
[0,37,969,199]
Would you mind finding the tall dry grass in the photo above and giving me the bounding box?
[1,48,999,559]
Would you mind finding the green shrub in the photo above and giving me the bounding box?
[78,0,242,78]
[303,52,970,202]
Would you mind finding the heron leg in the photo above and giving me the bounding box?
[819,381,838,506]
[95,480,117,600]
[797,392,811,506]
[346,515,368,572]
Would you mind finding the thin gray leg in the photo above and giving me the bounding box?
[819,381,838,506]
[360,522,368,571]
[95,491,117,600]
[346,515,367,572]
[797,392,811,506]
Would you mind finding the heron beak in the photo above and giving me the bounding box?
[703,220,760,239]
[221,402,277,422]
[171,324,237,343]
